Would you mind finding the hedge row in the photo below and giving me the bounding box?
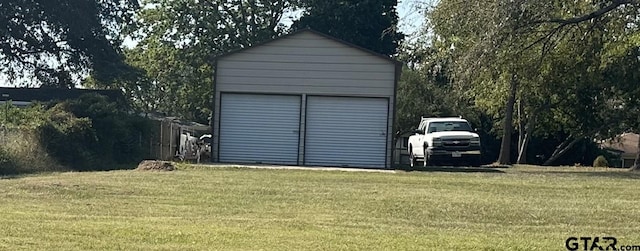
[0,94,153,174]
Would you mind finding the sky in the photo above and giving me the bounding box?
[2,0,432,87]
[397,0,433,38]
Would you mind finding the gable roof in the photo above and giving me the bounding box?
[213,28,402,66]
[0,87,125,103]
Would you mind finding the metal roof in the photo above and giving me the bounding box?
[213,28,402,66]
[0,87,124,103]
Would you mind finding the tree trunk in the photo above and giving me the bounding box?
[497,75,518,165]
[543,136,582,166]
[517,132,531,164]
[517,99,525,155]
[631,134,640,171]
[517,113,536,164]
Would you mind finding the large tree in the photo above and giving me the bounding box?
[429,0,543,165]
[0,0,139,87]
[100,0,300,122]
[429,0,640,165]
[292,0,404,56]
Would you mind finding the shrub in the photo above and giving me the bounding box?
[0,93,153,173]
[0,129,63,175]
[38,107,99,170]
[593,155,609,167]
[0,147,16,174]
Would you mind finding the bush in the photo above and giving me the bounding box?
[38,106,99,170]
[0,147,16,174]
[0,93,153,173]
[0,129,63,175]
[593,155,609,167]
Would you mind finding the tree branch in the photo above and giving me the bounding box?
[537,0,638,25]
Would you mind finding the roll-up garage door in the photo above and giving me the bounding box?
[219,94,301,165]
[305,96,388,168]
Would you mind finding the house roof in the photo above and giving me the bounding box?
[600,133,639,158]
[213,28,402,66]
[0,87,124,103]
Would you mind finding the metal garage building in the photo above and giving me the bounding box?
[212,29,401,168]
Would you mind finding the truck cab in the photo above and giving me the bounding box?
[407,117,481,167]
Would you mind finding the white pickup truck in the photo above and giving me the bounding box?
[407,117,482,167]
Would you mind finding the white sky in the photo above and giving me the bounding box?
[2,0,432,87]
[397,0,432,39]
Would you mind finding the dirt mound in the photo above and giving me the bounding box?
[136,160,176,171]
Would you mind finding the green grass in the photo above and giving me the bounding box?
[1,165,640,250]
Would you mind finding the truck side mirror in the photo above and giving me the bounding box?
[413,129,424,135]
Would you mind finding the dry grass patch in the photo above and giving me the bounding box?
[135,160,176,171]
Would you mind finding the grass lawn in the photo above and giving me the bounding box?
[1,165,639,250]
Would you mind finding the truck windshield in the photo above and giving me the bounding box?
[427,121,473,133]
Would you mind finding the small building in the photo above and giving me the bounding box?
[145,114,210,162]
[600,133,639,167]
[393,132,412,166]
[212,29,401,168]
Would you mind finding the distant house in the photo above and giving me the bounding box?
[600,133,639,167]
[0,87,124,106]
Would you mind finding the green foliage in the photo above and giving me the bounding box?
[0,148,14,172]
[426,0,640,164]
[94,0,299,123]
[293,0,404,55]
[45,94,153,170]
[0,129,62,175]
[593,155,609,167]
[121,41,213,123]
[395,68,455,134]
[0,94,153,172]
[0,0,139,86]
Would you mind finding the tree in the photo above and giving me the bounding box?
[0,0,139,87]
[429,0,542,165]
[529,1,640,165]
[292,0,404,56]
[92,0,299,123]
[395,67,455,135]
[602,42,640,170]
[122,40,213,122]
[428,0,640,165]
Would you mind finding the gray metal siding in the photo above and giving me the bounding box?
[213,30,397,168]
[305,96,389,168]
[219,94,301,165]
[216,31,395,97]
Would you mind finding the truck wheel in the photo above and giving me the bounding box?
[423,149,429,167]
[409,150,416,169]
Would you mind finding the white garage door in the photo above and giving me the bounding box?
[305,96,388,168]
[219,94,301,165]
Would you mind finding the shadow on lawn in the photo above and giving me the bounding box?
[398,165,506,174]
[535,170,640,180]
